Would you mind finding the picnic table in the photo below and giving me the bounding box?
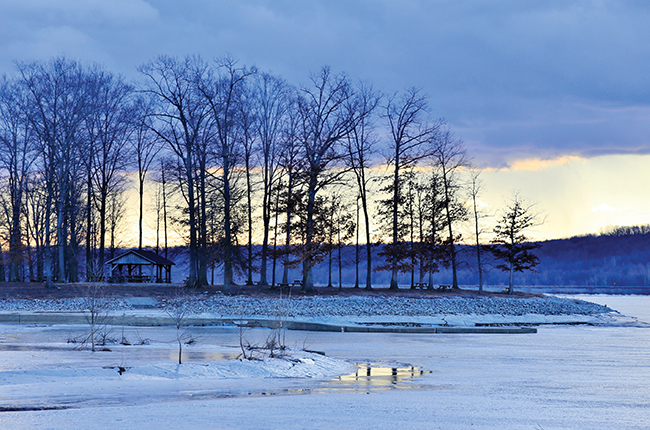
[109,274,154,283]
[272,279,302,293]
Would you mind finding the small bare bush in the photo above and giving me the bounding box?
[163,289,194,364]
[239,292,292,360]
[78,285,115,352]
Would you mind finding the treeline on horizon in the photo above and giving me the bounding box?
[0,55,537,290]
[255,224,650,288]
[405,224,647,289]
[523,225,650,287]
[95,223,650,289]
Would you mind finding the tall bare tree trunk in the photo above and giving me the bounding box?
[245,161,253,285]
[473,193,484,294]
[161,161,168,260]
[56,201,66,283]
[338,227,343,291]
[390,156,400,290]
[282,176,293,286]
[271,188,280,287]
[198,161,208,286]
[138,177,144,250]
[354,197,359,289]
[302,175,317,293]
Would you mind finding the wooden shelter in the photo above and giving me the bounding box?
[106,250,175,283]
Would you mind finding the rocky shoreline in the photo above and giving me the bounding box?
[0,294,612,317]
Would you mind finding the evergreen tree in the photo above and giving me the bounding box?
[488,194,542,294]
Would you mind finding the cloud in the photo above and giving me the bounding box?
[464,198,489,210]
[1,1,650,166]
[2,0,158,25]
[482,155,583,172]
[592,203,618,213]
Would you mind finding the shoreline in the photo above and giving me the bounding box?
[0,294,626,330]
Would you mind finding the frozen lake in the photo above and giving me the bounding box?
[0,295,649,429]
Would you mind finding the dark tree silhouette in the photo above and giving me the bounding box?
[468,170,488,294]
[0,76,37,281]
[18,57,90,285]
[139,55,210,288]
[381,88,440,289]
[488,194,541,294]
[198,57,255,291]
[296,67,368,292]
[251,72,293,286]
[345,82,380,289]
[430,129,469,289]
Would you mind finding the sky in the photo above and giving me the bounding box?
[1,0,649,240]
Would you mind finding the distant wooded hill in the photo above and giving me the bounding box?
[137,225,650,293]
[303,224,650,291]
[444,225,650,291]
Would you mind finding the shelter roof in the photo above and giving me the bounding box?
[105,249,175,266]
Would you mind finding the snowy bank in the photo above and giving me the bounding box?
[0,294,611,316]
[0,294,619,328]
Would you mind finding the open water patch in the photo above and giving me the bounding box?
[0,362,435,412]
[322,363,433,393]
[0,405,72,412]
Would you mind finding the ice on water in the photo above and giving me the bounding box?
[0,295,649,429]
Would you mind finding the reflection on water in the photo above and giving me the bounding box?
[0,361,432,413]
[324,364,432,393]
[0,331,433,410]
[0,344,72,352]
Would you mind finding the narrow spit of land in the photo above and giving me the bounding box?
[0,282,612,321]
[0,281,536,300]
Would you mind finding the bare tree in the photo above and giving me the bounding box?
[85,67,134,280]
[431,130,470,289]
[468,170,488,294]
[18,57,90,284]
[198,57,255,291]
[236,80,258,285]
[323,192,354,289]
[107,187,127,260]
[406,172,417,288]
[278,107,303,287]
[24,175,48,281]
[164,291,193,364]
[80,285,113,352]
[252,73,294,286]
[153,158,171,259]
[297,67,368,292]
[335,196,355,290]
[381,88,441,289]
[345,82,380,289]
[132,97,162,250]
[270,180,282,286]
[411,173,430,285]
[139,55,210,288]
[0,76,37,281]
[488,193,542,294]
[192,107,214,287]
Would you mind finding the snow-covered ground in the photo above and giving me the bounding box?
[0,294,612,317]
[0,294,615,329]
[0,295,649,429]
